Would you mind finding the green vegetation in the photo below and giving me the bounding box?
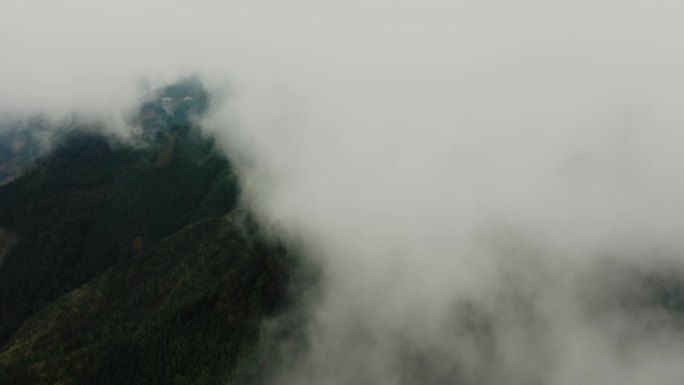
[0,215,294,385]
[0,125,238,344]
[0,92,299,383]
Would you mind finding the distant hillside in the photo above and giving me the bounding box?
[0,79,304,385]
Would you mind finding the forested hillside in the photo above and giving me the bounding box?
[0,80,302,384]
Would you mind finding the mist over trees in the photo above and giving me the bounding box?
[4,1,684,384]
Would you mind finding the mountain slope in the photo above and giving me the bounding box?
[0,126,237,346]
[0,214,293,385]
[0,119,301,384]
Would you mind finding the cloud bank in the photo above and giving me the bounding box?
[4,1,684,384]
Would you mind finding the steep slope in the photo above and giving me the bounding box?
[0,115,304,384]
[0,78,306,385]
[0,215,294,385]
[0,126,237,347]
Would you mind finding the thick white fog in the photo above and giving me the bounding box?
[4,1,684,384]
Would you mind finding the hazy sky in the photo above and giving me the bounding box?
[4,1,684,384]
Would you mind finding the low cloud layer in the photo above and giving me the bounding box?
[4,1,684,384]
